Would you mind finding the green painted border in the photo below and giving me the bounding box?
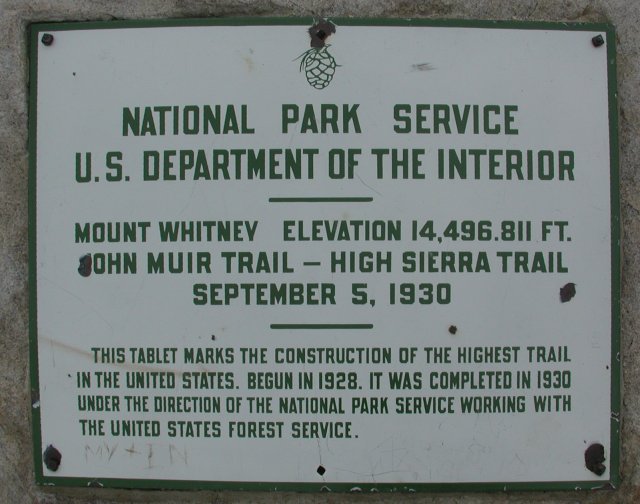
[32,477,616,492]
[27,17,620,493]
[27,21,44,488]
[606,25,622,490]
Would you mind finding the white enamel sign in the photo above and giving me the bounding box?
[30,19,619,490]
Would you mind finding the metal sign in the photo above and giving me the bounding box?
[29,18,620,491]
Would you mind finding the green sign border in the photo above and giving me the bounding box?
[27,16,621,492]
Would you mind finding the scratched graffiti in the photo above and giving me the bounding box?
[84,442,187,468]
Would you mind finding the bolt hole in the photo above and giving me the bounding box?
[41,33,54,46]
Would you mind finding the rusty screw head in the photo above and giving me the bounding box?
[43,445,62,471]
[78,253,92,277]
[41,33,54,46]
[560,282,576,303]
[308,20,336,48]
[585,443,606,476]
[592,35,605,47]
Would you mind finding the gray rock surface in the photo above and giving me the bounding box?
[1,0,639,502]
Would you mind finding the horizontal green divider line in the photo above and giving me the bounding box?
[269,197,373,203]
[270,323,373,330]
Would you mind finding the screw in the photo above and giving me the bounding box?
[78,254,92,277]
[43,445,62,471]
[316,465,326,476]
[585,443,606,476]
[41,33,54,46]
[448,325,458,335]
[560,282,576,303]
[592,35,605,47]
[308,20,336,48]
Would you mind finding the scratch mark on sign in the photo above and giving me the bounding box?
[84,443,118,462]
[381,439,418,477]
[118,442,188,468]
[125,442,139,456]
[147,443,155,469]
[169,444,188,466]
[410,63,435,72]
[391,437,395,472]
[41,334,221,377]
[333,436,420,483]
[120,278,147,327]
[49,339,56,368]
[316,439,324,473]
[178,181,198,216]
[469,441,490,455]
[42,336,93,362]
[41,275,115,336]
[108,444,118,461]
[334,465,416,481]
[323,438,335,456]
[355,173,382,196]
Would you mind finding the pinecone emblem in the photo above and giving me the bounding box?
[298,20,339,90]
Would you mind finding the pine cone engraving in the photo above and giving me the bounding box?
[297,20,339,90]
[299,46,338,90]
